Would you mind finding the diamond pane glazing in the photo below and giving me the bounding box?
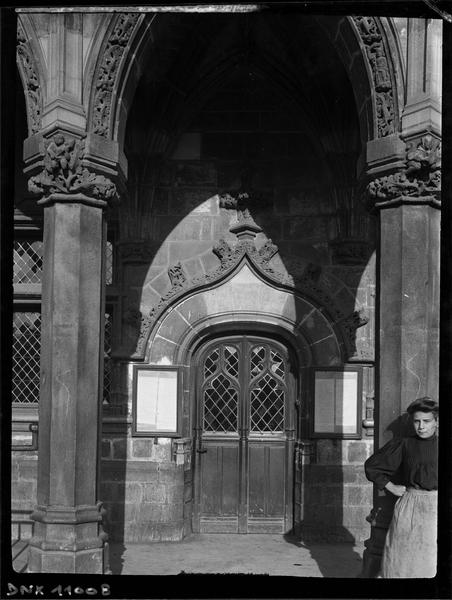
[270,350,285,380]
[106,241,113,285]
[250,373,285,432]
[13,241,43,284]
[204,347,220,379]
[203,373,238,432]
[250,345,265,377]
[12,312,41,403]
[103,312,112,404]
[224,345,239,379]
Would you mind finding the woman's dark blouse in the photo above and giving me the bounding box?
[364,434,438,491]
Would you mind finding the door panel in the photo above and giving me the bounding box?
[194,336,295,534]
[199,442,240,532]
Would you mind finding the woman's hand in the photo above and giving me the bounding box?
[384,482,406,497]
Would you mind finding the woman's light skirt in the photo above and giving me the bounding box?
[381,488,437,578]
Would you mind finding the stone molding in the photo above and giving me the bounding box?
[29,503,106,552]
[127,237,369,361]
[16,20,42,135]
[368,134,441,208]
[352,17,396,138]
[92,13,141,138]
[28,133,118,206]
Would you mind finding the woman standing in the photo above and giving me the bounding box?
[364,397,438,578]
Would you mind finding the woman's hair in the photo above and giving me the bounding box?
[406,396,438,416]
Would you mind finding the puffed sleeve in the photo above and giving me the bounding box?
[364,437,404,490]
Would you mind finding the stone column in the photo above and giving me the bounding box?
[361,142,440,576]
[25,133,118,573]
[360,17,442,577]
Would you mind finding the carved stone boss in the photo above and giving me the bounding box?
[92,13,140,137]
[352,16,396,138]
[16,21,42,135]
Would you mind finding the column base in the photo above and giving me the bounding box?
[28,545,108,574]
[27,504,111,574]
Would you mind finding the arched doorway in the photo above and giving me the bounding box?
[192,334,297,534]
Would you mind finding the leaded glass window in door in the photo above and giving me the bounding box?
[202,344,239,432]
[249,345,286,433]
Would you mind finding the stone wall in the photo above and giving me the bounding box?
[299,439,374,542]
[100,433,191,543]
[11,451,37,541]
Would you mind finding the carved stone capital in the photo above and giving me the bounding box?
[367,134,441,209]
[27,133,118,207]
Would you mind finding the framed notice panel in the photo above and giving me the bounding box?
[312,367,362,438]
[132,366,182,437]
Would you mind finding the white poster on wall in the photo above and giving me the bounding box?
[314,370,359,435]
[136,369,178,433]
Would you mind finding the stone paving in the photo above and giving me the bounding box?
[12,535,365,577]
[109,534,365,577]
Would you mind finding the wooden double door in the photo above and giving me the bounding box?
[193,336,296,534]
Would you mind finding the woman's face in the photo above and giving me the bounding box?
[412,411,438,439]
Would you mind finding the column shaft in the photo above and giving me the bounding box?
[28,201,107,573]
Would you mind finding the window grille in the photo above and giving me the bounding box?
[103,311,113,404]
[202,345,239,433]
[13,239,114,285]
[106,241,113,285]
[12,312,41,404]
[250,345,286,433]
[13,240,43,284]
[12,233,115,406]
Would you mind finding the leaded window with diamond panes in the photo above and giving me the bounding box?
[250,345,286,433]
[13,240,43,284]
[106,240,114,285]
[202,345,239,433]
[12,311,41,404]
[103,311,113,404]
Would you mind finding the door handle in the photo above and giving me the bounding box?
[196,448,207,454]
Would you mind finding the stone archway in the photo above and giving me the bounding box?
[86,13,405,153]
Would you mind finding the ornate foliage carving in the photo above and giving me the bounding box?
[352,16,395,137]
[133,237,369,360]
[368,134,441,204]
[28,134,118,202]
[168,262,187,288]
[92,13,140,137]
[16,22,42,134]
